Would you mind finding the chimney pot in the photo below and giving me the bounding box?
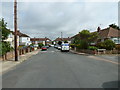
[97,27,101,32]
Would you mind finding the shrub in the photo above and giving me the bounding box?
[64,40,68,43]
[88,46,98,50]
[58,41,62,45]
[96,42,105,49]
[97,40,115,50]
[70,44,75,48]
[115,45,120,50]
[103,40,115,50]
[79,40,89,49]
[38,43,44,48]
[1,41,13,55]
[76,44,81,49]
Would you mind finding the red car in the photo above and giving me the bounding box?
[41,46,47,51]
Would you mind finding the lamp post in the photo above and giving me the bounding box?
[14,0,18,61]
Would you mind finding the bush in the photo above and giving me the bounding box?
[97,40,115,50]
[1,41,13,55]
[64,40,68,43]
[103,40,115,50]
[38,43,44,48]
[88,46,98,50]
[96,42,105,49]
[58,41,62,45]
[70,44,75,48]
[79,40,89,49]
[115,45,120,50]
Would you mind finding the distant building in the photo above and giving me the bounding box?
[70,26,120,45]
[30,37,51,45]
[54,37,71,44]
[17,31,31,46]
[70,34,80,44]
[97,27,120,44]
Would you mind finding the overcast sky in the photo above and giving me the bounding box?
[1,0,119,40]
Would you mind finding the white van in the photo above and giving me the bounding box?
[61,43,70,52]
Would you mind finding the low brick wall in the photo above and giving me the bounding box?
[0,47,35,61]
[75,48,119,55]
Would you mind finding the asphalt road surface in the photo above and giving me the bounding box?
[3,47,118,88]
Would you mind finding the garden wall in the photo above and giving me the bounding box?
[0,47,35,61]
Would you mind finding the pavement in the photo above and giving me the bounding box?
[2,47,118,88]
[70,50,119,65]
[1,49,40,75]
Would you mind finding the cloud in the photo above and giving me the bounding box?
[1,1,118,40]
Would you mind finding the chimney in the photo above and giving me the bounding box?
[97,27,101,32]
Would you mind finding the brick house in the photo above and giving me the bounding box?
[97,27,120,44]
[30,37,51,45]
[54,37,71,44]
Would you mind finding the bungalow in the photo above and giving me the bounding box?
[54,37,71,44]
[97,27,120,44]
[70,34,80,44]
[30,37,51,45]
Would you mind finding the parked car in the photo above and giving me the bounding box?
[51,44,54,47]
[57,46,61,50]
[54,45,58,48]
[41,46,47,51]
[61,43,70,52]
[46,45,49,48]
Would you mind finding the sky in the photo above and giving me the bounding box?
[1,0,119,40]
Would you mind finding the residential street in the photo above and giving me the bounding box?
[3,47,118,88]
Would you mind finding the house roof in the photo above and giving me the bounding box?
[17,31,30,37]
[98,27,120,38]
[11,30,30,37]
[54,37,71,41]
[30,38,51,41]
[71,34,80,39]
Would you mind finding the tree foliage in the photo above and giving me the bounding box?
[58,41,62,45]
[0,18,12,55]
[38,43,44,48]
[0,18,10,40]
[64,40,68,43]
[109,24,120,30]
[97,40,115,50]
[75,30,99,49]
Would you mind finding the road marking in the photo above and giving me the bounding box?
[87,56,119,65]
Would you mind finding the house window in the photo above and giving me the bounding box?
[114,39,118,44]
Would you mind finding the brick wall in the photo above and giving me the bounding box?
[0,47,34,61]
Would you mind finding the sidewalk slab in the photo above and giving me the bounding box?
[0,49,40,74]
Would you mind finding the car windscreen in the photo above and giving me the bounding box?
[62,44,69,46]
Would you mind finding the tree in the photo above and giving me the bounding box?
[64,40,68,43]
[0,18,10,40]
[58,41,62,45]
[109,24,120,30]
[0,18,12,56]
[38,43,44,48]
[78,30,98,49]
[79,30,91,41]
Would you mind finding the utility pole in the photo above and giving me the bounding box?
[14,0,18,61]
